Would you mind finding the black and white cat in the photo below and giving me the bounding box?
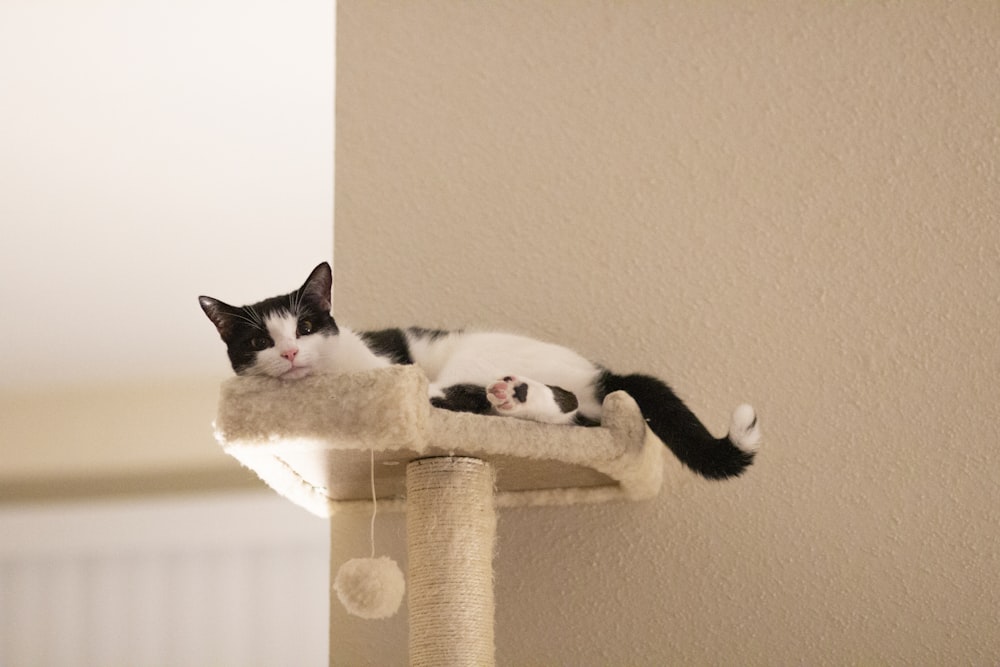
[199,262,759,479]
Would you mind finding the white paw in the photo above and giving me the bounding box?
[486,376,524,412]
[486,376,578,425]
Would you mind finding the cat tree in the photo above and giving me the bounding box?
[213,365,666,665]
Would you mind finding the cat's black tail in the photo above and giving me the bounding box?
[598,371,759,479]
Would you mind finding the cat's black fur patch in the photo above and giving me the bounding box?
[225,320,271,374]
[513,382,528,403]
[407,326,454,341]
[360,328,413,365]
[597,370,753,479]
[432,384,493,414]
[548,385,579,413]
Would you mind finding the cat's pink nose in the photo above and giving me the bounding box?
[281,348,298,362]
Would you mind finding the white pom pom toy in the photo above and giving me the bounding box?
[334,449,406,619]
[334,556,406,619]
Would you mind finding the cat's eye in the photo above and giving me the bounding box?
[250,335,271,351]
[297,319,314,336]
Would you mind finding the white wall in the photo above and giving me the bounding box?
[331,2,1000,665]
[0,0,334,483]
[0,3,336,665]
[0,0,334,390]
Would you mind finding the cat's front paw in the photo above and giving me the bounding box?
[486,376,578,424]
[486,376,526,412]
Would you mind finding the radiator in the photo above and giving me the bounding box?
[0,491,329,667]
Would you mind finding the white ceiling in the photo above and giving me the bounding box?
[0,0,335,391]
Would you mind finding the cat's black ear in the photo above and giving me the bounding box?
[300,262,333,312]
[199,296,239,341]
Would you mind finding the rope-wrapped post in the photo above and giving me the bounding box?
[406,457,496,667]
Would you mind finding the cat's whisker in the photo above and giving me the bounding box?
[244,305,264,326]
[231,312,263,329]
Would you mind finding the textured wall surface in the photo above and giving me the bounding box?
[331,2,999,664]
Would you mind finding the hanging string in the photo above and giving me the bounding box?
[369,447,377,558]
[332,447,405,620]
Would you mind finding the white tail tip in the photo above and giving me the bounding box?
[729,403,761,453]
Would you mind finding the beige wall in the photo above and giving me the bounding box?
[331,2,999,665]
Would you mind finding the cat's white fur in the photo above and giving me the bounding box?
[417,331,604,419]
[254,313,598,423]
[253,313,391,380]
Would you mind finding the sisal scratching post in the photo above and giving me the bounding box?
[407,457,496,667]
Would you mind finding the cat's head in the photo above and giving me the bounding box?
[199,262,338,379]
